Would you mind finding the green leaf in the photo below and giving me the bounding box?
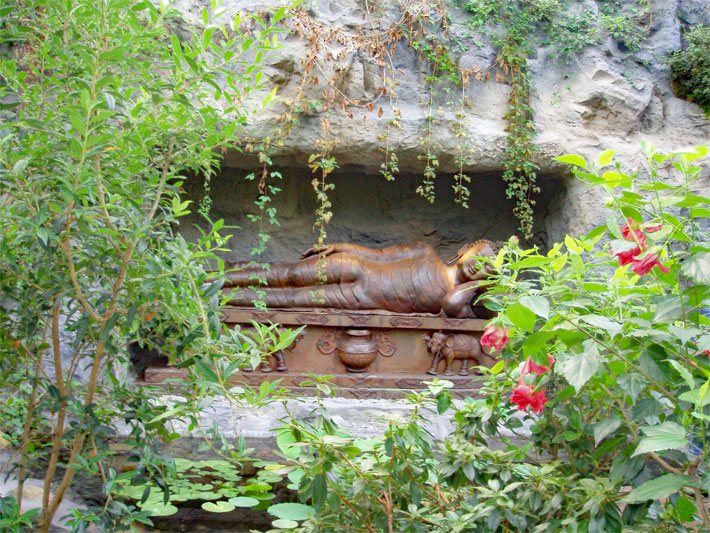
[593,418,622,447]
[579,315,622,337]
[522,331,553,354]
[267,503,316,521]
[675,494,697,522]
[668,360,695,389]
[506,302,536,332]
[141,501,178,516]
[519,295,550,319]
[679,388,710,407]
[272,519,299,529]
[436,393,452,414]
[202,501,236,513]
[227,496,260,508]
[560,348,601,392]
[682,253,710,284]
[275,430,299,459]
[631,422,688,457]
[623,474,691,504]
[555,154,587,168]
[652,295,687,324]
[489,360,505,374]
[602,170,632,189]
[596,148,615,167]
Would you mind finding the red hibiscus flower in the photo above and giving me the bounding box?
[630,252,670,276]
[480,324,508,352]
[529,388,548,413]
[521,354,556,375]
[615,245,642,266]
[621,218,646,247]
[511,383,548,413]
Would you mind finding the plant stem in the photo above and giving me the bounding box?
[39,304,69,529]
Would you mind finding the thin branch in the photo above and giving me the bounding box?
[40,304,69,525]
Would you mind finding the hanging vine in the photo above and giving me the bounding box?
[228,0,651,242]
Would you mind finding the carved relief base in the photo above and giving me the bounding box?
[141,309,494,398]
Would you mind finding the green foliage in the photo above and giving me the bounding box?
[457,0,650,237]
[111,457,287,518]
[0,0,296,529]
[670,25,710,114]
[276,145,709,531]
[275,380,637,531]
[484,143,710,528]
[0,497,40,533]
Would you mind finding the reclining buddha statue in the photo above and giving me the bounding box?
[224,239,500,318]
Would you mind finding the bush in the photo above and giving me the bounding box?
[277,143,710,532]
[670,25,710,114]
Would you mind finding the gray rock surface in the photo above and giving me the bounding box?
[173,0,709,250]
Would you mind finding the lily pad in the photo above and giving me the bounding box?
[141,502,179,517]
[267,502,316,521]
[272,518,299,529]
[202,501,236,513]
[191,491,222,501]
[218,488,241,498]
[242,482,272,492]
[228,496,260,508]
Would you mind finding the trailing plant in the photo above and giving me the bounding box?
[415,87,440,203]
[452,70,473,208]
[0,0,299,530]
[670,24,710,116]
[227,1,655,244]
[459,0,651,237]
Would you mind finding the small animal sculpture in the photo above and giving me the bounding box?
[423,332,496,376]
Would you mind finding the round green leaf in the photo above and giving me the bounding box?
[272,518,299,529]
[191,491,222,500]
[228,496,260,508]
[141,502,178,517]
[202,501,236,513]
[267,503,315,521]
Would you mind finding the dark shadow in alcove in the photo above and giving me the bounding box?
[179,163,565,262]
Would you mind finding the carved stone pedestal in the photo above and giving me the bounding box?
[141,308,495,398]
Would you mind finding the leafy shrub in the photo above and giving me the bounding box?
[278,144,709,531]
[670,25,710,114]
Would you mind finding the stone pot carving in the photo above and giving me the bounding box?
[338,329,378,373]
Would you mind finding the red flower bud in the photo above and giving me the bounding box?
[521,354,555,375]
[480,324,508,352]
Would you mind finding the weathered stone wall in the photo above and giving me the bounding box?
[175,0,709,253]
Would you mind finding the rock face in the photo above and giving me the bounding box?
[177,0,709,253]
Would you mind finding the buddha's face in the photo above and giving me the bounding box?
[457,242,495,280]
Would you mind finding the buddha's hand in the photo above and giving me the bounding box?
[301,244,336,259]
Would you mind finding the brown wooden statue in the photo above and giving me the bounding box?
[224,240,499,318]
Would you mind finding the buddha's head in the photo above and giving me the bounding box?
[448,239,501,281]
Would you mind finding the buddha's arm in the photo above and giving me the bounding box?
[441,281,488,318]
[301,242,434,262]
